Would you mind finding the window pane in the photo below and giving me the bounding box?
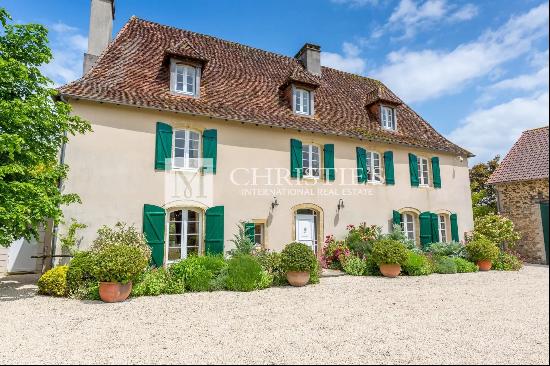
[187,246,199,256]
[170,210,182,221]
[168,247,181,261]
[169,234,181,246]
[187,235,198,247]
[187,221,198,234]
[188,210,198,221]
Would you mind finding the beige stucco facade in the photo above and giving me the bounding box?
[55,99,474,261]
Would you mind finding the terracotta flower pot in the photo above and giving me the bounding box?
[286,271,310,287]
[477,260,492,271]
[99,281,132,303]
[379,264,401,278]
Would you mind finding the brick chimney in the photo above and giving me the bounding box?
[295,43,321,76]
[83,0,115,74]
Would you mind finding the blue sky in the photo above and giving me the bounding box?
[4,0,549,163]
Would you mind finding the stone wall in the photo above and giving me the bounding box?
[495,179,549,263]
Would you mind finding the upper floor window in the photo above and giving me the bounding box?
[418,156,430,186]
[171,62,199,96]
[302,144,320,178]
[366,151,382,183]
[173,129,200,169]
[381,106,396,130]
[438,214,448,243]
[294,88,311,115]
[401,212,416,243]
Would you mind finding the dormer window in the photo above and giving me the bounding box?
[381,106,396,130]
[170,60,200,97]
[294,88,312,115]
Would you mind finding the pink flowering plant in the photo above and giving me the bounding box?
[321,235,350,270]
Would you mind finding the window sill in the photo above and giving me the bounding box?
[170,90,198,98]
[171,167,201,173]
[302,175,321,181]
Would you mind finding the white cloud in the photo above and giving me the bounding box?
[321,42,367,74]
[449,3,479,22]
[372,2,549,103]
[331,0,379,7]
[42,22,88,86]
[447,91,549,163]
[488,66,549,93]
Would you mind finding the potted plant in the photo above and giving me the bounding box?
[370,239,409,278]
[280,242,317,287]
[465,237,499,271]
[93,243,150,302]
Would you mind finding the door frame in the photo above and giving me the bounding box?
[291,203,324,257]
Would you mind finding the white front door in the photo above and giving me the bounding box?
[296,214,316,253]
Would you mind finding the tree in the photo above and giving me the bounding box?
[469,156,500,219]
[0,8,91,247]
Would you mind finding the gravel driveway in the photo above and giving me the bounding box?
[0,265,548,365]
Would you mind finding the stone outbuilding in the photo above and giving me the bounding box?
[488,126,549,264]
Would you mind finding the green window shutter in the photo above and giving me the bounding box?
[155,122,173,170]
[431,212,440,243]
[408,153,419,187]
[392,210,402,227]
[384,151,395,185]
[244,222,255,244]
[419,212,432,249]
[202,129,217,174]
[205,206,224,255]
[323,144,335,181]
[356,147,367,183]
[450,213,459,242]
[290,139,303,179]
[432,157,441,188]
[143,204,166,267]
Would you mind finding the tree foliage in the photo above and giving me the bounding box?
[0,8,91,247]
[469,156,500,219]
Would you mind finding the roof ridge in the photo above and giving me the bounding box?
[523,125,549,133]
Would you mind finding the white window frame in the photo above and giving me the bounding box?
[418,156,430,187]
[253,223,264,246]
[366,151,382,183]
[401,212,417,243]
[294,87,311,115]
[302,144,321,179]
[166,208,202,264]
[381,105,397,131]
[172,129,201,170]
[439,214,448,243]
[170,60,200,97]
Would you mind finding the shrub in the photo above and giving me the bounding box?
[280,242,317,273]
[228,221,255,256]
[131,268,185,297]
[342,255,367,276]
[364,256,381,276]
[38,266,69,297]
[91,222,151,260]
[402,252,433,276]
[381,224,419,253]
[465,237,500,263]
[426,241,464,258]
[454,258,478,273]
[370,239,409,266]
[473,214,521,250]
[345,223,381,258]
[433,256,457,274]
[225,255,264,292]
[254,250,287,286]
[321,236,350,269]
[258,270,274,289]
[169,255,227,292]
[493,250,523,271]
[66,251,98,298]
[60,219,87,254]
[92,244,149,284]
[309,258,321,284]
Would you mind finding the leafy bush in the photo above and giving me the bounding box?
[364,256,381,276]
[280,242,317,273]
[38,266,69,297]
[321,236,350,269]
[465,237,500,262]
[91,222,151,260]
[225,255,264,292]
[426,241,464,258]
[492,250,523,271]
[309,258,321,284]
[402,252,433,276]
[433,256,458,274]
[131,268,185,297]
[228,221,255,256]
[66,251,98,298]
[169,255,227,292]
[381,224,419,253]
[92,244,149,284]
[370,239,409,266]
[453,258,478,273]
[60,219,87,254]
[342,255,367,276]
[345,223,381,258]
[254,250,287,286]
[472,214,521,250]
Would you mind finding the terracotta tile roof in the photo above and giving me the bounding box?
[488,126,549,184]
[58,17,471,157]
[365,84,402,106]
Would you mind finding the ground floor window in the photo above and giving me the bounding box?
[254,223,264,246]
[401,212,416,243]
[439,214,448,243]
[167,208,201,262]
